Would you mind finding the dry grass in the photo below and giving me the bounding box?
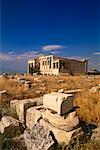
[74,140,100,150]
[74,90,100,124]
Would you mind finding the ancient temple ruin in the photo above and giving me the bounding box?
[27,55,88,75]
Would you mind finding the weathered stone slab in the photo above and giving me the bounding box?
[64,89,83,94]
[10,97,43,109]
[42,110,79,131]
[26,106,45,129]
[1,115,19,128]
[43,92,73,115]
[58,89,64,93]
[10,97,43,123]
[24,123,55,150]
[0,116,24,137]
[17,100,36,123]
[40,119,81,144]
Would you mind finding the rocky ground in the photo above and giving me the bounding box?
[0,74,100,150]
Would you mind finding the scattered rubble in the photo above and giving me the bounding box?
[1,84,99,149]
[8,76,32,90]
[24,91,82,145]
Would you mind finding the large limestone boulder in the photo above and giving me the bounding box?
[42,110,79,131]
[43,92,73,115]
[26,106,45,129]
[40,119,81,144]
[10,97,43,123]
[11,99,37,123]
[24,123,55,150]
[0,116,24,138]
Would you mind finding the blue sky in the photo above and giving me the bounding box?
[0,0,100,72]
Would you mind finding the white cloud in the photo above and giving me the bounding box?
[93,52,100,55]
[0,51,39,61]
[42,45,65,51]
[0,53,15,61]
[17,51,39,60]
[0,51,39,73]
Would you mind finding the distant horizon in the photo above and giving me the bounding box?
[1,0,100,72]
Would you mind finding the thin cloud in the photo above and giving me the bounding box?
[17,51,39,60]
[0,51,39,73]
[42,45,65,51]
[0,53,15,61]
[0,51,39,61]
[93,52,100,55]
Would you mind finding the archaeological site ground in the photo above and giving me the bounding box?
[0,74,100,150]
